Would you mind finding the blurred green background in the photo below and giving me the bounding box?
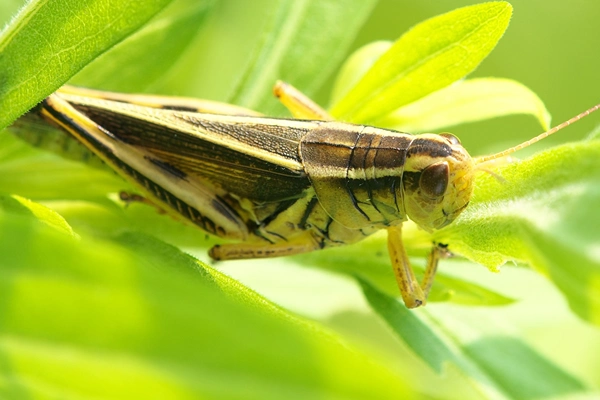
[1,1,600,399]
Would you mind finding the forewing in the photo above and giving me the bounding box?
[59,93,316,203]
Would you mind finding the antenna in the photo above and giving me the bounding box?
[475,103,600,164]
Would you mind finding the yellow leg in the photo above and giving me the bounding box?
[209,235,321,260]
[273,81,334,121]
[387,224,426,308]
[388,225,451,308]
[421,243,451,299]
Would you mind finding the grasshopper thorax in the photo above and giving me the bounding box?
[402,133,474,232]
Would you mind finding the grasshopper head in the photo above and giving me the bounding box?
[402,133,474,232]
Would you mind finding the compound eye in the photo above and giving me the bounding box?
[420,162,449,198]
[439,133,461,145]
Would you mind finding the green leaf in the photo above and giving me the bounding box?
[375,78,551,132]
[330,2,513,123]
[0,208,416,399]
[360,278,588,399]
[0,0,174,130]
[434,140,600,324]
[0,194,75,237]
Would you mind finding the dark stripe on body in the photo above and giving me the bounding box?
[345,129,372,220]
[146,157,187,179]
[406,138,452,158]
[258,197,301,228]
[299,196,319,228]
[159,105,199,112]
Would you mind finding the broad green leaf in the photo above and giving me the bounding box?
[433,140,600,324]
[0,0,174,130]
[360,278,588,399]
[330,2,512,123]
[0,208,416,400]
[375,78,551,132]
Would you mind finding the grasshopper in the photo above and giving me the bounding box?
[12,82,600,308]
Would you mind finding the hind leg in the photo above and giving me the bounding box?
[273,81,333,121]
[209,233,322,260]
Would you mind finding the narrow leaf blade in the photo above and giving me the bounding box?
[0,0,174,130]
[375,78,551,132]
[330,2,513,123]
[360,278,588,399]
[230,0,377,114]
